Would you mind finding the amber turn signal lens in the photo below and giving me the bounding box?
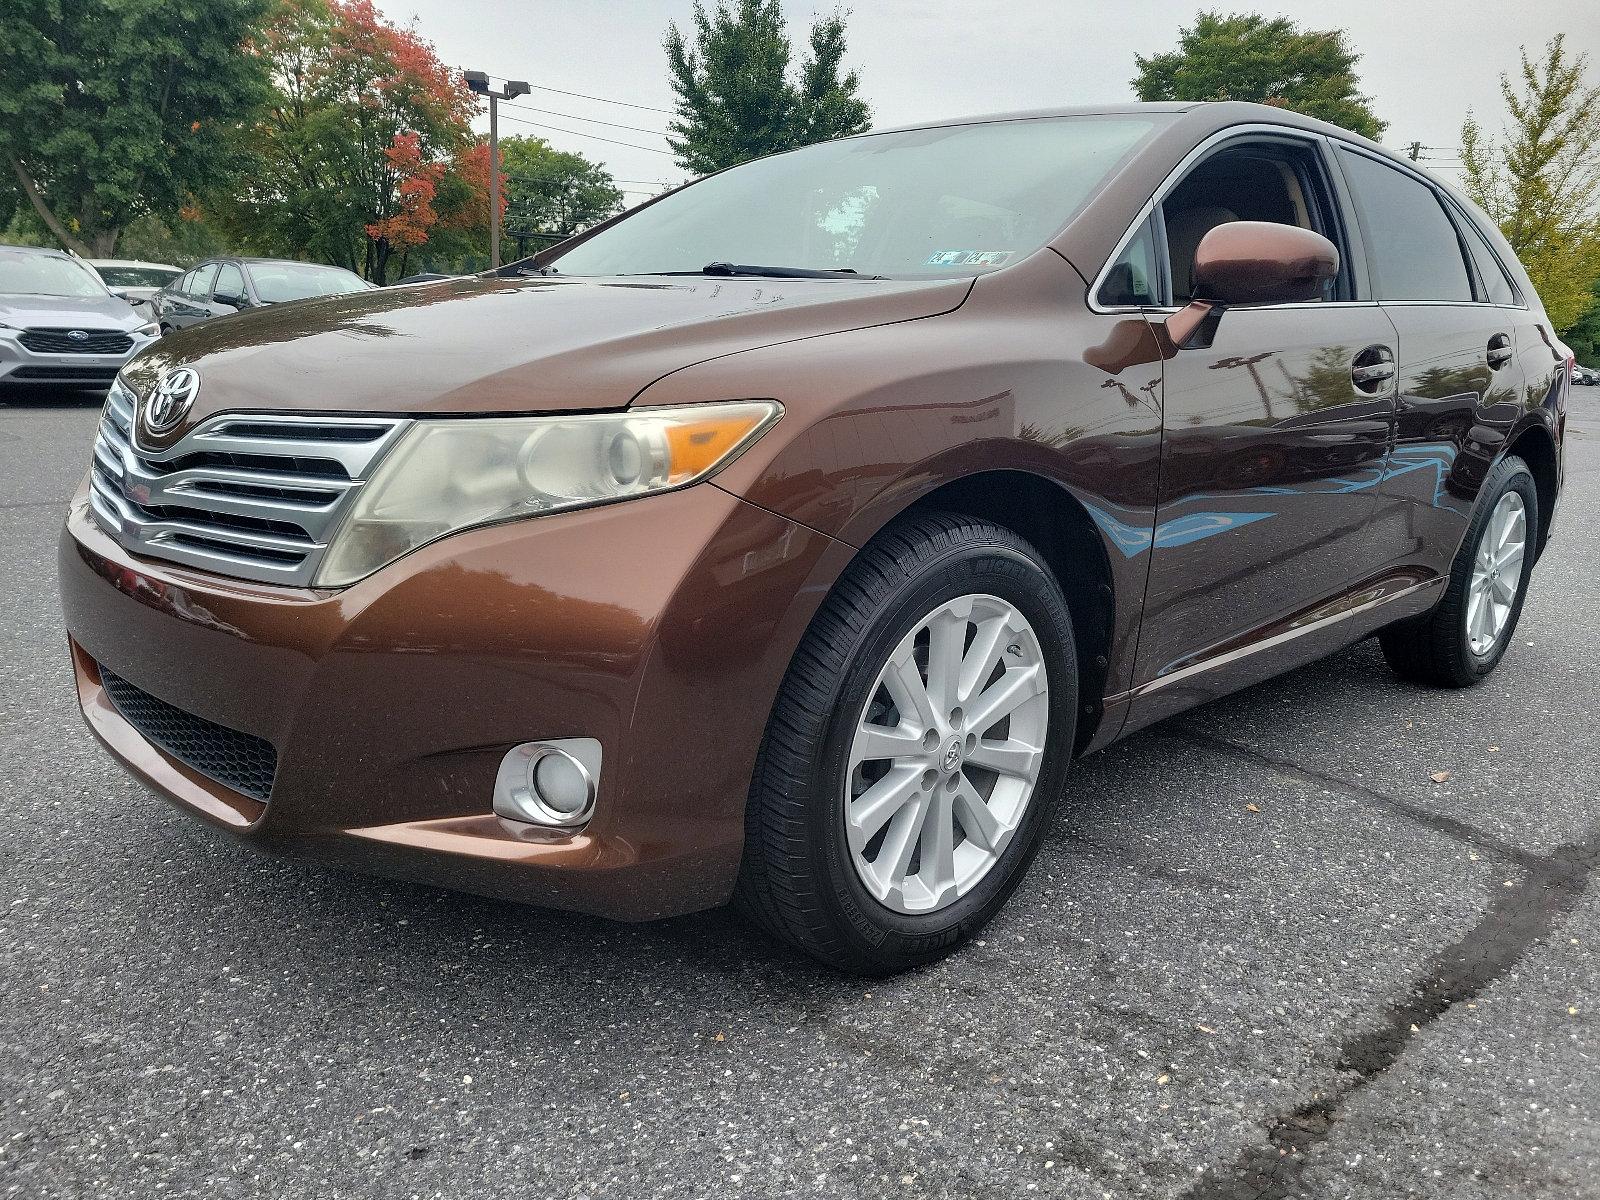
[664,412,769,479]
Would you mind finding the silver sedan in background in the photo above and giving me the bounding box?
[87,259,182,320]
[0,245,159,393]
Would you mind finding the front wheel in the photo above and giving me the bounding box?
[1380,454,1539,687]
[736,513,1077,974]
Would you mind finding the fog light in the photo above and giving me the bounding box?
[493,739,600,828]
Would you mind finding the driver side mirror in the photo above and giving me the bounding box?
[1165,221,1340,350]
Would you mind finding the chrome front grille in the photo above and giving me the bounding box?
[87,381,410,586]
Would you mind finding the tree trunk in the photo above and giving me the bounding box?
[7,157,93,257]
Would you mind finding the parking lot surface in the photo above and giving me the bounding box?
[3,389,1597,1199]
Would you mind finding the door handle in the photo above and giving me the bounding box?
[1351,345,1397,393]
[1487,333,1514,370]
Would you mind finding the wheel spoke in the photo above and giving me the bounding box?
[966,662,1044,736]
[1491,572,1517,605]
[957,613,1008,705]
[883,650,938,730]
[952,774,1004,852]
[847,766,923,847]
[1466,587,1487,646]
[919,788,956,897]
[876,792,931,888]
[1496,545,1525,577]
[925,602,970,713]
[965,737,1042,781]
[1497,504,1522,550]
[851,722,924,767]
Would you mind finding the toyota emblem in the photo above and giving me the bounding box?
[146,367,200,435]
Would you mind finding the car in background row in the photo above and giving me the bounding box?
[0,244,158,390]
[1573,363,1597,386]
[88,260,182,319]
[152,258,371,332]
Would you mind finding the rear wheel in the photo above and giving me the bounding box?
[1379,454,1538,687]
[736,513,1076,974]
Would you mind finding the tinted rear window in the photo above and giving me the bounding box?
[1338,150,1473,302]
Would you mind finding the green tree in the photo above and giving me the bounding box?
[0,0,271,256]
[499,137,624,239]
[209,0,480,283]
[1462,35,1600,333]
[1565,280,1600,366]
[664,0,872,175]
[1133,11,1387,141]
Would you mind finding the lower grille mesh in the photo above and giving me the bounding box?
[100,669,277,802]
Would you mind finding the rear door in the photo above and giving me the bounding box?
[170,263,219,329]
[210,261,250,317]
[1125,131,1403,721]
[1334,147,1530,578]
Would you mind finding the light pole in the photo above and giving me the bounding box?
[463,71,530,269]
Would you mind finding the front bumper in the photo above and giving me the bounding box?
[0,329,155,386]
[60,481,848,919]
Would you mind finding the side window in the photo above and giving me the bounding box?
[191,262,220,300]
[173,270,195,297]
[1098,216,1161,307]
[214,262,246,302]
[1457,214,1520,306]
[1160,140,1346,304]
[1337,150,1473,302]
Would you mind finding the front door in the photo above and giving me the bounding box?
[1119,133,1407,729]
[1129,305,1400,712]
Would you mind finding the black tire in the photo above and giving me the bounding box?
[1379,454,1539,687]
[735,512,1078,974]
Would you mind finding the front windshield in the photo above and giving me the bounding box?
[551,115,1158,279]
[97,265,180,288]
[0,250,108,297]
[250,263,370,303]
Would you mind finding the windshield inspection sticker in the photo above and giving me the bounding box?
[926,250,1013,267]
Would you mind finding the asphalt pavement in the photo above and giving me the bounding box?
[2,386,1597,1199]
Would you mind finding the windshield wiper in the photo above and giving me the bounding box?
[699,262,883,280]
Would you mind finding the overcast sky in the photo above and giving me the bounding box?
[376,0,1597,197]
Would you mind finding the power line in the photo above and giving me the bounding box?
[496,111,676,155]
[525,82,673,115]
[501,168,670,187]
[502,100,667,139]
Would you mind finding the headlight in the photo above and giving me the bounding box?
[314,400,781,586]
[135,321,160,337]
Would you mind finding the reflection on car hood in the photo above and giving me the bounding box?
[0,292,140,329]
[120,273,973,424]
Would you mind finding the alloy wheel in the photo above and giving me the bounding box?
[1467,490,1527,657]
[844,593,1049,914]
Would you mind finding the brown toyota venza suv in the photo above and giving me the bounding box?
[62,103,1568,973]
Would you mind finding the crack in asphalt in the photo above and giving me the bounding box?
[1167,727,1598,1200]
[1164,728,1541,868]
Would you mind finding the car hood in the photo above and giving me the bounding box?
[120,273,972,425]
[0,292,140,329]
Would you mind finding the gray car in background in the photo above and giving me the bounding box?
[151,257,370,332]
[0,245,159,391]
